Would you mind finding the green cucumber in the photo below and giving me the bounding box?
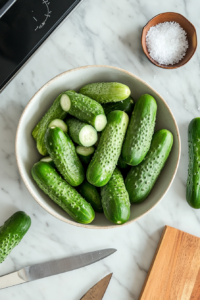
[31,162,95,224]
[32,93,67,155]
[45,127,85,187]
[186,118,200,208]
[87,110,129,187]
[80,82,131,104]
[101,168,130,225]
[102,96,134,116]
[66,118,97,147]
[0,211,31,263]
[76,146,95,165]
[122,94,157,166]
[60,91,107,132]
[125,129,173,203]
[79,181,103,213]
[48,119,68,133]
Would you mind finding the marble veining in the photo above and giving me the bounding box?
[0,0,200,299]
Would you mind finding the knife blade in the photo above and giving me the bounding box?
[0,248,116,290]
[80,273,112,300]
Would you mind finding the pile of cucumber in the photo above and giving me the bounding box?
[31,82,173,225]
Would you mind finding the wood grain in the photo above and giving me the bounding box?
[139,226,200,300]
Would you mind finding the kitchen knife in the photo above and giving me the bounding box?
[0,248,116,290]
[80,273,112,300]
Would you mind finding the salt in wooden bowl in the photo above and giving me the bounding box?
[141,12,197,69]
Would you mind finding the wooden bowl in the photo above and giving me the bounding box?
[141,12,197,69]
[15,65,181,229]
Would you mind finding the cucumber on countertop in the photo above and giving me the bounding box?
[48,119,68,133]
[45,127,85,187]
[79,82,131,104]
[66,118,97,147]
[101,168,130,225]
[32,162,95,224]
[122,94,157,166]
[76,146,95,165]
[32,93,68,156]
[186,118,200,208]
[125,129,173,203]
[0,211,31,263]
[79,181,103,213]
[102,96,134,116]
[60,91,107,132]
[87,110,129,187]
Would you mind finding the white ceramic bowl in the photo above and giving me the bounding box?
[16,65,181,229]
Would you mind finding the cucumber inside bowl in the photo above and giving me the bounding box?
[15,65,180,229]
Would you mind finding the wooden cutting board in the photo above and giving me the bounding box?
[139,226,200,300]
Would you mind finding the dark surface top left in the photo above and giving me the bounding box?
[0,0,82,92]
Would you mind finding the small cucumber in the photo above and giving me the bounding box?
[66,117,97,147]
[32,93,67,155]
[102,96,134,116]
[80,82,131,104]
[76,146,95,165]
[60,91,107,132]
[0,211,31,263]
[125,129,173,203]
[186,118,200,208]
[79,181,103,213]
[48,119,68,133]
[122,94,157,166]
[31,162,95,224]
[45,127,85,187]
[87,110,129,187]
[101,168,130,225]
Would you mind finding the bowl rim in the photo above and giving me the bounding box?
[15,64,181,229]
[141,12,198,69]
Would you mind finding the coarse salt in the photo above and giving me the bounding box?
[146,21,188,65]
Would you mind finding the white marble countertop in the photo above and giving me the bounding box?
[0,0,200,299]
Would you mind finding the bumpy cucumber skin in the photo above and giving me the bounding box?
[79,181,103,213]
[87,111,129,187]
[80,82,131,103]
[64,91,106,130]
[0,212,31,263]
[66,117,97,146]
[101,168,130,225]
[186,118,200,208]
[32,162,95,224]
[102,96,134,116]
[45,127,85,187]
[32,93,67,155]
[66,117,86,145]
[125,129,173,203]
[122,94,157,166]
